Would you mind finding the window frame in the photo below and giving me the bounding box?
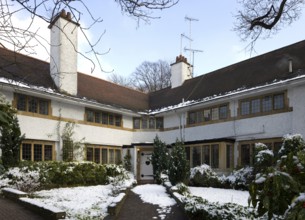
[15,93,51,116]
[133,117,164,130]
[85,108,122,128]
[86,145,122,165]
[20,141,55,161]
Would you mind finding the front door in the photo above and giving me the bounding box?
[139,150,154,181]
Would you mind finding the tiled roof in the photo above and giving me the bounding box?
[1,40,305,113]
[149,40,305,110]
[0,46,148,111]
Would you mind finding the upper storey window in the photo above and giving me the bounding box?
[85,109,122,127]
[15,94,50,115]
[133,117,164,130]
[188,104,229,125]
[239,92,286,117]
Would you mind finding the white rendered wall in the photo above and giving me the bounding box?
[170,61,191,88]
[50,16,78,95]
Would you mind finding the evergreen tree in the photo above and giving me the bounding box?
[151,135,169,184]
[0,97,25,168]
[168,140,189,185]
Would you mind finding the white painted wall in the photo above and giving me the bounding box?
[170,58,192,88]
[50,13,78,96]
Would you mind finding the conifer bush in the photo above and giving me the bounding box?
[168,140,189,185]
[151,135,169,183]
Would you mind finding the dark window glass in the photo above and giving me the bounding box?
[197,111,203,123]
[87,147,93,161]
[204,109,211,121]
[34,144,42,161]
[28,97,38,113]
[192,146,201,167]
[17,94,27,111]
[226,145,233,169]
[95,112,101,123]
[109,149,115,164]
[241,101,250,115]
[102,112,108,124]
[86,110,94,122]
[44,145,53,161]
[251,99,260,114]
[133,118,140,129]
[156,117,164,129]
[115,115,121,127]
[102,149,108,164]
[115,150,121,164]
[22,143,32,160]
[211,144,219,168]
[262,96,272,112]
[185,146,191,162]
[189,112,196,124]
[219,105,228,119]
[149,118,155,129]
[39,100,49,115]
[241,144,251,166]
[211,108,219,120]
[141,118,148,129]
[109,114,114,125]
[274,94,284,110]
[94,148,100,163]
[202,145,210,165]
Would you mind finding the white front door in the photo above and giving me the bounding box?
[139,150,154,180]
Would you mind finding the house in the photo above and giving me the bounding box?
[1,11,305,181]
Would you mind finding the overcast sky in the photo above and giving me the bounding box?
[8,0,305,80]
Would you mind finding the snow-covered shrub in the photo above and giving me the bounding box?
[175,182,190,196]
[183,195,255,220]
[0,166,41,192]
[168,140,189,185]
[249,134,305,219]
[224,166,254,190]
[189,164,222,188]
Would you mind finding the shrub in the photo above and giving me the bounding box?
[151,135,169,184]
[224,166,254,190]
[189,164,222,187]
[168,140,189,185]
[183,195,255,220]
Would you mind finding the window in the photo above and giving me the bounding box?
[241,101,250,115]
[274,94,284,110]
[85,109,122,127]
[192,146,201,167]
[240,144,251,166]
[202,145,210,165]
[21,141,54,161]
[262,96,272,112]
[240,92,286,117]
[211,144,219,168]
[251,99,260,114]
[188,104,229,125]
[15,94,50,115]
[86,146,121,165]
[133,117,163,130]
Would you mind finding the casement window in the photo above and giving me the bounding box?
[133,117,164,130]
[86,146,121,165]
[189,144,220,169]
[188,104,229,125]
[226,145,234,169]
[20,141,54,161]
[239,92,287,117]
[15,94,50,115]
[85,109,122,127]
[238,139,283,166]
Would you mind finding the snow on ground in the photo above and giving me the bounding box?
[132,184,176,220]
[188,187,249,206]
[30,185,123,220]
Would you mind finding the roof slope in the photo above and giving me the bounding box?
[149,40,305,110]
[78,74,148,111]
[0,47,56,89]
[0,47,148,111]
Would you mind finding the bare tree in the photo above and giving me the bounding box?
[108,72,132,88]
[235,0,305,50]
[0,0,179,72]
[130,60,171,92]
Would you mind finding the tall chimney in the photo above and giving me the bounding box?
[49,10,79,95]
[170,55,192,88]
